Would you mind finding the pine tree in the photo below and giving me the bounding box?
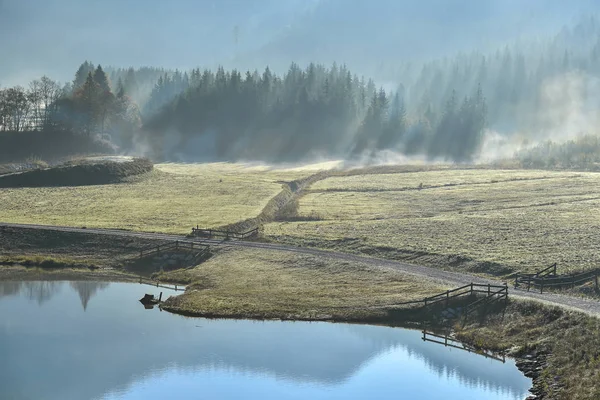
[93,65,112,94]
[124,68,138,96]
[73,61,95,92]
[75,72,101,136]
[116,78,126,99]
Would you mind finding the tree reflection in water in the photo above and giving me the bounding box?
[0,281,23,298]
[70,281,110,311]
[0,281,110,310]
[23,281,63,305]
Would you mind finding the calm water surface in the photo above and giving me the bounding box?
[0,281,531,400]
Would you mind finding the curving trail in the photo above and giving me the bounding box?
[2,222,600,315]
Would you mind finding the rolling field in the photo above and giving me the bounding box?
[0,162,323,234]
[265,169,600,275]
[3,161,600,276]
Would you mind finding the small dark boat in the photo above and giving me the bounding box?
[139,292,162,307]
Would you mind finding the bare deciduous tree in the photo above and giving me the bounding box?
[1,86,31,132]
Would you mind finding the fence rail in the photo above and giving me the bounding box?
[515,264,600,293]
[191,226,259,240]
[139,240,210,259]
[394,282,509,324]
[462,287,508,318]
[399,283,508,308]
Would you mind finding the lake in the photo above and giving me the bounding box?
[0,281,531,400]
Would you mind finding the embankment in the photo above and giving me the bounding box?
[0,157,153,188]
[0,130,116,163]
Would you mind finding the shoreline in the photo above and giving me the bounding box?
[0,264,543,398]
[0,227,592,398]
[1,266,542,399]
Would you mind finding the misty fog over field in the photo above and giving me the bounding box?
[2,0,600,166]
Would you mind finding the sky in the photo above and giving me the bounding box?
[1,0,599,86]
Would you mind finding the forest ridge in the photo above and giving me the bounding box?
[1,14,600,164]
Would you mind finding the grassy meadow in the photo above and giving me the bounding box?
[3,161,600,275]
[0,162,325,234]
[265,168,600,275]
[158,246,444,320]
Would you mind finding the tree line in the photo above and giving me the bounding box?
[0,62,141,150]
[1,60,487,163]
[142,63,486,162]
[384,15,600,138]
[0,77,63,132]
[5,14,600,165]
[513,134,600,171]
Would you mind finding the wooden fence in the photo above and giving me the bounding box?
[400,283,508,309]
[139,240,210,259]
[395,283,509,325]
[515,264,600,293]
[462,286,508,319]
[191,226,259,240]
[514,263,556,288]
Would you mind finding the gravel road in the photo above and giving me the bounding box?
[2,222,599,315]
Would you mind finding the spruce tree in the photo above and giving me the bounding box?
[73,61,95,92]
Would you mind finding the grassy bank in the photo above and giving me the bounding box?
[458,301,600,400]
[0,130,116,163]
[0,226,171,268]
[266,168,600,275]
[0,162,327,234]
[159,246,444,320]
[0,157,154,188]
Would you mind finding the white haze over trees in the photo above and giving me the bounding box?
[1,0,600,166]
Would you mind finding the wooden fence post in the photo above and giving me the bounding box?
[540,281,544,294]
[470,282,473,296]
[488,283,491,296]
[175,240,179,250]
[446,290,449,307]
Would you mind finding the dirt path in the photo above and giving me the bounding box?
[2,221,600,315]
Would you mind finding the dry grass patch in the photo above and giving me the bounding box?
[0,162,322,234]
[266,169,600,274]
[159,247,443,320]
